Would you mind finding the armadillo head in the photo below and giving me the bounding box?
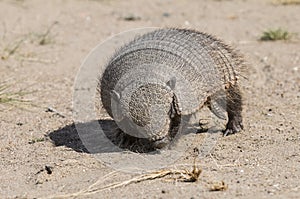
[111,78,180,148]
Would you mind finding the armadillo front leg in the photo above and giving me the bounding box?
[224,83,244,136]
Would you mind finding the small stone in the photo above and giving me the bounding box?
[123,14,141,21]
[162,12,170,17]
[45,165,53,175]
[16,122,23,126]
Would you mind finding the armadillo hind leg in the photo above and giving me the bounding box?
[207,93,228,120]
[224,83,244,136]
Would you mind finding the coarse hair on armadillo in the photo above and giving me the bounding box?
[98,27,247,145]
[100,28,246,113]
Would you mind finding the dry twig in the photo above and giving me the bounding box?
[44,164,202,198]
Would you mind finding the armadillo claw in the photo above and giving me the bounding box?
[223,118,243,136]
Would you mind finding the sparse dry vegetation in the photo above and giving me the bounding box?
[45,163,202,198]
[35,21,58,46]
[260,28,292,41]
[0,81,34,110]
[1,22,58,60]
[1,37,25,60]
[273,0,300,5]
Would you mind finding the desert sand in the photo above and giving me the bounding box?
[0,0,299,198]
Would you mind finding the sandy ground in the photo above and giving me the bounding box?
[0,0,300,198]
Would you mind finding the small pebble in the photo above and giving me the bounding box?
[162,12,170,17]
[292,67,298,71]
[123,14,141,21]
[45,165,53,175]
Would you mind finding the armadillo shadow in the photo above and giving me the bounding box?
[48,117,210,154]
[48,114,226,155]
[48,119,162,154]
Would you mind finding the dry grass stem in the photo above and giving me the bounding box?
[1,37,25,60]
[210,154,241,168]
[45,165,202,198]
[19,56,57,64]
[1,21,58,60]
[37,21,58,45]
[0,82,35,110]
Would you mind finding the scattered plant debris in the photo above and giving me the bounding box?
[0,81,34,110]
[260,28,292,41]
[273,0,300,5]
[44,163,202,198]
[29,137,45,144]
[209,181,228,191]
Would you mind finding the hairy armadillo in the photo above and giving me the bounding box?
[99,28,246,149]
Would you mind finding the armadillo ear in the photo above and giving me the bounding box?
[111,90,120,102]
[166,77,176,90]
[110,90,123,122]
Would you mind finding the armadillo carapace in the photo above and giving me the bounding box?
[99,28,246,148]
